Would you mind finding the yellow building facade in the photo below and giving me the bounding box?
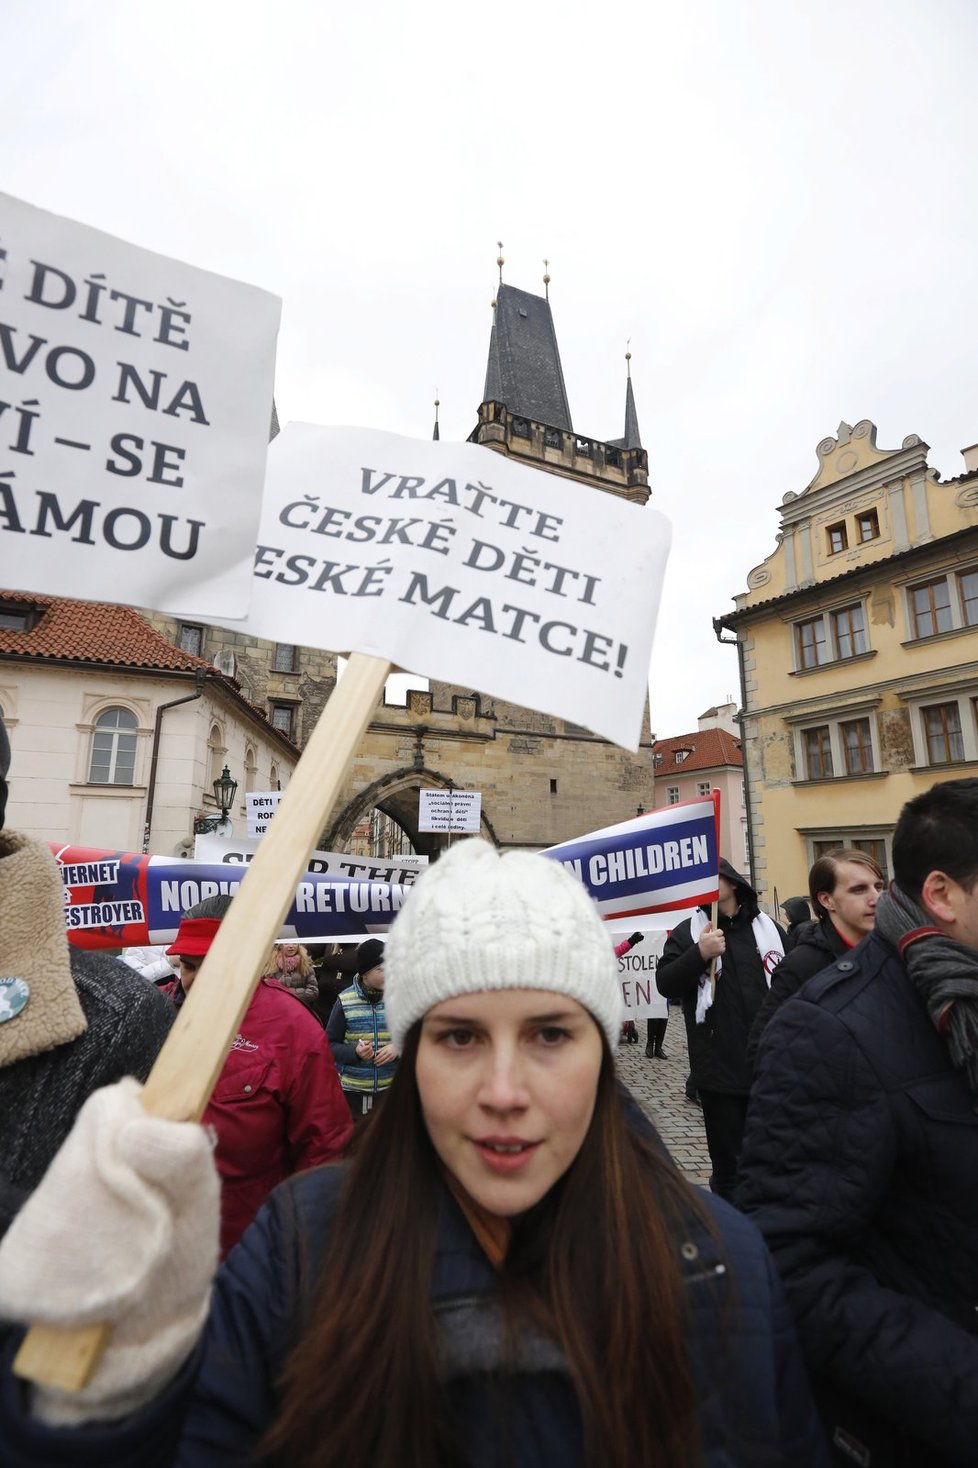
[715,419,978,904]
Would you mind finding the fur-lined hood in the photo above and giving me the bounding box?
[0,831,86,1068]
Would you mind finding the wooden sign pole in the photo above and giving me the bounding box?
[14,652,392,1393]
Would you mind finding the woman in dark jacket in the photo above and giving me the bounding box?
[0,841,826,1468]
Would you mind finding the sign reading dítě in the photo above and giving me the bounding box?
[0,192,281,619]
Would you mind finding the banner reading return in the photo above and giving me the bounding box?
[0,192,281,618]
[214,424,672,751]
[54,844,410,948]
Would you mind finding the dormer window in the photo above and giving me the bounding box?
[0,599,41,632]
[827,521,848,555]
[675,748,691,763]
[857,509,880,543]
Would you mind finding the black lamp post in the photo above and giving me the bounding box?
[194,765,238,835]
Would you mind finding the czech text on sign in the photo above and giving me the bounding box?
[245,791,282,837]
[0,192,281,618]
[418,788,482,833]
[213,425,671,750]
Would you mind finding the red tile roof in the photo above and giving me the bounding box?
[652,727,743,775]
[0,591,215,673]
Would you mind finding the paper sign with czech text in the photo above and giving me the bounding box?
[212,424,672,750]
[245,791,282,837]
[0,192,281,618]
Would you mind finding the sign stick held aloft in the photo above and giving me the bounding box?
[13,652,392,1394]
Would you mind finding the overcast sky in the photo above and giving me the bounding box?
[6,0,978,738]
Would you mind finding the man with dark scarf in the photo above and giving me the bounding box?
[737,779,978,1468]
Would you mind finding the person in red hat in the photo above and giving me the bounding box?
[163,896,352,1256]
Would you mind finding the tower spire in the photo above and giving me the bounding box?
[432,394,440,441]
[622,343,642,450]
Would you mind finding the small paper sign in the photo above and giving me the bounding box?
[418,788,482,833]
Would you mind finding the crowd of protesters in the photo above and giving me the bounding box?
[0,703,975,1465]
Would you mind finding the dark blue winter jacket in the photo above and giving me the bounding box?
[2,1154,827,1466]
[738,931,978,1467]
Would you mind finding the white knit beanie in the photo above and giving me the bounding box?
[385,838,622,1051]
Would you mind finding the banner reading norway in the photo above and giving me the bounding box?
[52,844,410,949]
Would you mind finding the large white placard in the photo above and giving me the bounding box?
[215,424,671,750]
[0,192,280,618]
[418,788,482,833]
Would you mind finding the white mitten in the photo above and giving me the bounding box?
[0,1076,220,1426]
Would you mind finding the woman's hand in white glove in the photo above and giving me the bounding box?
[0,1077,220,1427]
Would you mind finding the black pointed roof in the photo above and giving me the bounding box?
[623,375,642,449]
[483,284,573,430]
[608,373,643,451]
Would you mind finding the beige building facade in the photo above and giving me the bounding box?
[716,420,978,904]
[0,595,299,855]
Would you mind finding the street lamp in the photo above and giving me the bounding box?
[194,765,239,836]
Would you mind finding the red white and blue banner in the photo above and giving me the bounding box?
[53,844,409,949]
[53,796,719,952]
[542,792,720,927]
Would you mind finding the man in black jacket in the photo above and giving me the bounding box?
[746,848,884,1069]
[738,779,978,1466]
[657,858,784,1199]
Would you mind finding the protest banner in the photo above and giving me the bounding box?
[211,423,671,751]
[543,792,721,923]
[194,831,427,883]
[0,192,280,618]
[52,842,410,947]
[418,787,482,833]
[245,790,282,837]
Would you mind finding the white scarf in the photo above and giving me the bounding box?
[690,908,784,1024]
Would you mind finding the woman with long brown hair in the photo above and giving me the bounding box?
[0,841,826,1467]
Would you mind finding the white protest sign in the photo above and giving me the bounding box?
[214,424,671,750]
[617,931,669,1019]
[418,788,482,833]
[194,831,428,884]
[246,790,282,837]
[0,192,280,618]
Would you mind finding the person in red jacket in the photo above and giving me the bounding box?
[163,896,352,1256]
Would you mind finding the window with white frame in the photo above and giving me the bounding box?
[88,707,138,785]
[901,683,978,768]
[794,710,880,782]
[921,702,965,764]
[793,601,868,670]
[906,567,978,640]
[667,786,680,805]
[810,834,890,879]
[697,781,711,796]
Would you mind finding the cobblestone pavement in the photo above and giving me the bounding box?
[615,1013,712,1189]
